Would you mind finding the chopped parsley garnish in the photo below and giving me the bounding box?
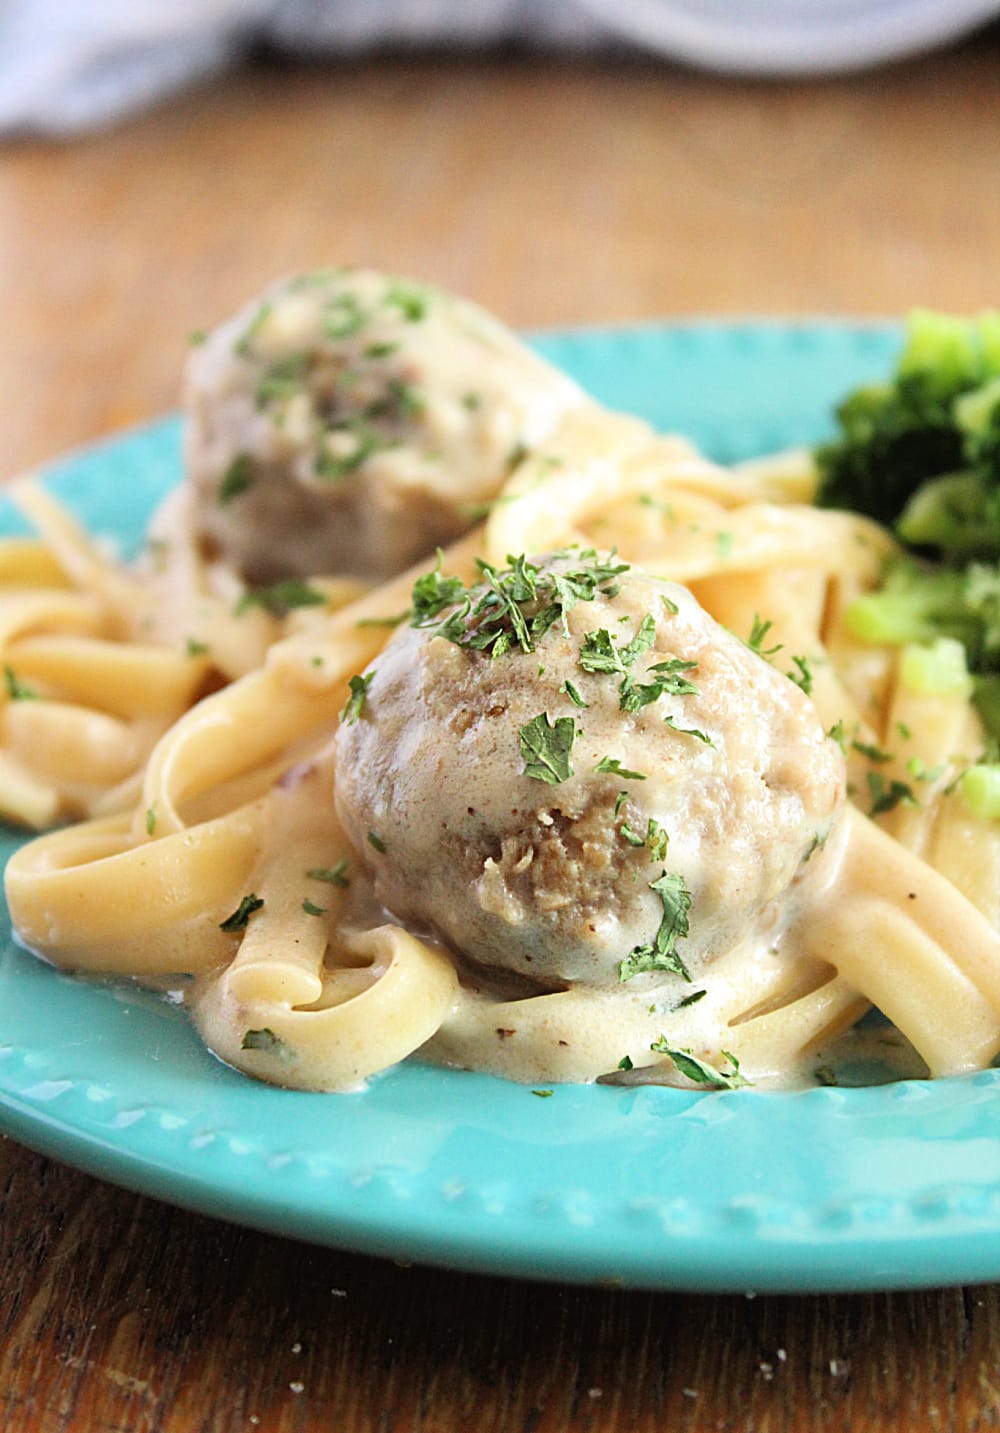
[579,615,656,675]
[560,679,589,708]
[867,772,919,817]
[218,454,255,505]
[410,550,466,626]
[385,282,428,322]
[241,1027,287,1055]
[617,1055,634,1072]
[649,1042,749,1089]
[787,654,814,695]
[531,1088,554,1098]
[519,713,575,785]
[595,756,646,780]
[315,425,382,481]
[663,713,714,746]
[385,378,425,418]
[236,580,327,617]
[185,637,210,657]
[323,292,366,339]
[613,790,628,819]
[420,549,627,659]
[341,671,375,725]
[674,988,707,1010]
[3,666,36,701]
[851,738,893,763]
[716,530,734,559]
[462,391,482,411]
[645,818,669,863]
[307,860,349,887]
[255,353,309,407]
[619,821,646,847]
[619,870,692,983]
[235,301,273,356]
[364,341,398,360]
[827,719,847,750]
[145,804,157,836]
[368,831,387,854]
[302,898,326,917]
[220,893,265,932]
[619,658,699,714]
[747,614,783,658]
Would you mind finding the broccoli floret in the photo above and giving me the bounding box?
[816,309,1000,550]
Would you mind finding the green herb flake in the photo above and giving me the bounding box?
[341,670,375,725]
[620,821,646,847]
[315,426,382,481]
[716,530,735,559]
[410,550,467,627]
[236,581,328,618]
[235,302,273,356]
[364,341,398,360]
[241,1027,287,1056]
[896,721,914,740]
[519,713,576,785]
[302,898,326,917]
[323,292,366,339]
[255,353,309,408]
[827,719,847,750]
[663,713,715,746]
[220,893,265,932]
[145,804,157,836]
[867,772,919,817]
[368,831,387,854]
[595,756,647,781]
[673,988,707,1010]
[617,1055,634,1072]
[385,282,428,323]
[218,454,255,505]
[3,666,36,701]
[189,329,207,346]
[613,790,628,819]
[619,870,692,983]
[560,679,589,708]
[307,860,350,888]
[650,1042,749,1089]
[385,379,425,418]
[645,818,669,863]
[788,654,814,696]
[531,1088,554,1098]
[185,637,210,657]
[619,657,699,714]
[661,594,680,616]
[747,614,783,658]
[462,391,482,411]
[852,738,893,763]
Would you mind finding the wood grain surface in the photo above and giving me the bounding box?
[2,35,1000,1431]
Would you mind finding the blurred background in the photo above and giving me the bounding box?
[1,0,999,474]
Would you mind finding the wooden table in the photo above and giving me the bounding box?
[2,38,1000,1431]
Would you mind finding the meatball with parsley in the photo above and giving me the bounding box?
[184,268,583,582]
[334,550,846,992]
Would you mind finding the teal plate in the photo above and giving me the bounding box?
[3,320,1000,1294]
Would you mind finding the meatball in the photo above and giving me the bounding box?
[334,552,846,991]
[184,267,583,582]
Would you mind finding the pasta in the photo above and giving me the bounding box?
[4,269,1000,1094]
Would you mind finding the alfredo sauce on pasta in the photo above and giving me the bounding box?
[3,268,1000,1093]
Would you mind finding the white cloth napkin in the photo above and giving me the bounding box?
[2,0,998,136]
